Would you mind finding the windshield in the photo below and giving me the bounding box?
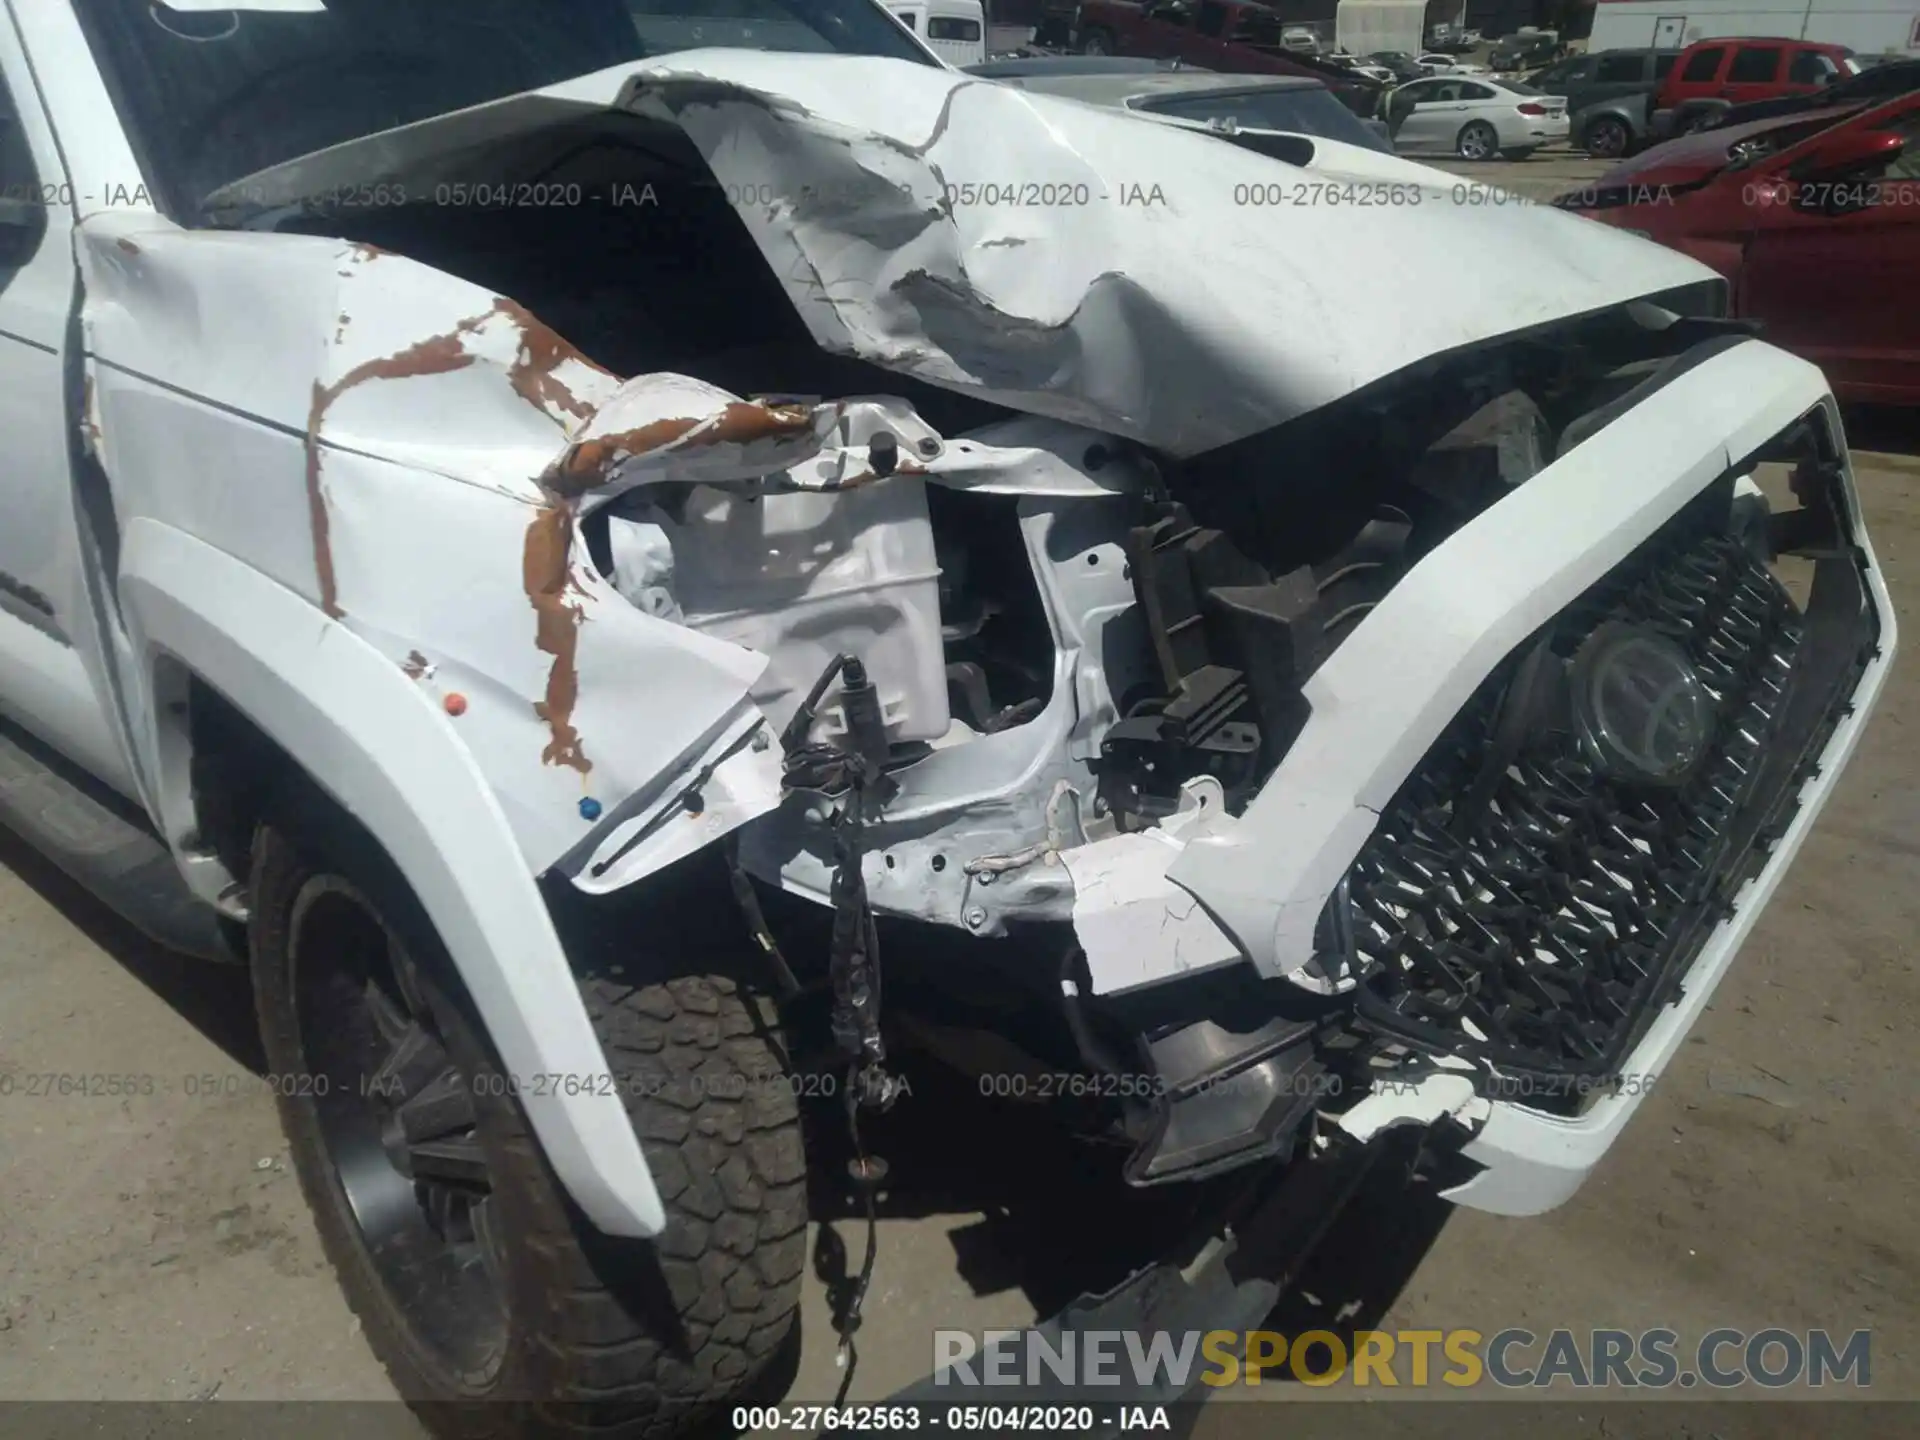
[1230,12,1285,45]
[1139,85,1390,151]
[75,0,932,219]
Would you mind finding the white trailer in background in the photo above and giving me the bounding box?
[1337,0,1430,56]
[1588,0,1920,56]
[892,0,988,66]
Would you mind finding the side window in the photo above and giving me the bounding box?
[1594,55,1644,84]
[1788,52,1835,85]
[1680,47,1724,82]
[892,9,916,28]
[1196,1,1227,37]
[0,74,38,196]
[1727,46,1782,83]
[1460,82,1495,101]
[928,16,980,40]
[1654,54,1679,79]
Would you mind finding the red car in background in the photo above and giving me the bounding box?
[1557,93,1920,405]
[1654,36,1856,137]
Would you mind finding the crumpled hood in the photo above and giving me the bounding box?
[216,51,1719,457]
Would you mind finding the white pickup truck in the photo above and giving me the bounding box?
[0,1,1894,1434]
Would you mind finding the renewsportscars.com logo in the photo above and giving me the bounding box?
[933,1327,1872,1390]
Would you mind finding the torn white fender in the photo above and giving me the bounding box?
[117,519,668,1238]
[551,374,945,499]
[1058,778,1242,994]
[1061,831,1243,995]
[75,214,805,882]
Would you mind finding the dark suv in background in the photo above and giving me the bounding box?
[1529,48,1682,157]
[1490,31,1562,72]
[1530,47,1679,111]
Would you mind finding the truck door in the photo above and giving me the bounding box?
[1720,44,1785,106]
[0,31,138,794]
[1134,1,1203,63]
[1191,0,1233,68]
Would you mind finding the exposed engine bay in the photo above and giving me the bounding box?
[267,110,1727,847]
[160,54,1864,1202]
[273,154,1772,1188]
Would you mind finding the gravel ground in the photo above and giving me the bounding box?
[2,155,1914,1435]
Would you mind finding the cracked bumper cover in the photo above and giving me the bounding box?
[1065,338,1896,1214]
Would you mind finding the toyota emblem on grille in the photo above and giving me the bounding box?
[1571,624,1713,785]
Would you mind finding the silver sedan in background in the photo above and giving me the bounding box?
[1383,74,1568,159]
[973,67,1396,153]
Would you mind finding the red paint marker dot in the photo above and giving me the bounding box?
[444,693,468,717]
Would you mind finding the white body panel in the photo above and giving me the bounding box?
[607,475,951,747]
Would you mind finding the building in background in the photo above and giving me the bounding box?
[1586,0,1920,54]
[1463,0,1574,37]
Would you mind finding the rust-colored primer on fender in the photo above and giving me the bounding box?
[304,281,620,774]
[544,400,816,500]
[304,326,480,617]
[521,497,592,775]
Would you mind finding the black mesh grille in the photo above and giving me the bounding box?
[1344,526,1807,1089]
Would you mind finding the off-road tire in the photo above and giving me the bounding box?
[249,798,807,1440]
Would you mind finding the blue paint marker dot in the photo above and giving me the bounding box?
[579,797,603,821]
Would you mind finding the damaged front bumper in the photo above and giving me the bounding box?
[1064,337,1894,1213]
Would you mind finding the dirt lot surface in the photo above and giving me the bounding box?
[2,154,1915,1437]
